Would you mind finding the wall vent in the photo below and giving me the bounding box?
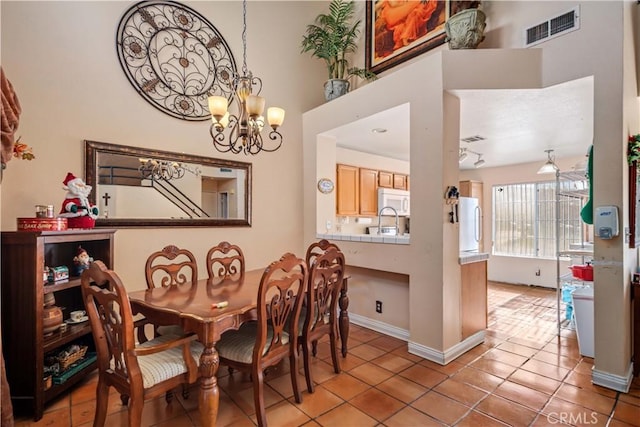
[525,6,580,47]
[461,135,486,143]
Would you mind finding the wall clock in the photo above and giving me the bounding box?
[317,178,335,194]
[116,1,237,121]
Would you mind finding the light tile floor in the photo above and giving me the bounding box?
[14,281,640,426]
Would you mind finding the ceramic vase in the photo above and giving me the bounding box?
[445,8,486,49]
[324,79,350,101]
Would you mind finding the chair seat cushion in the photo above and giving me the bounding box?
[135,334,204,388]
[156,325,185,337]
[217,322,289,365]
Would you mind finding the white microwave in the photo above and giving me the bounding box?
[378,188,410,216]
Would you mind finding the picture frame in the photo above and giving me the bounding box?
[365,0,450,75]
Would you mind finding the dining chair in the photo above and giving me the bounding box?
[143,244,198,398]
[300,246,345,393]
[145,244,198,289]
[304,239,348,358]
[143,245,198,338]
[216,253,308,427]
[80,261,203,427]
[205,241,245,284]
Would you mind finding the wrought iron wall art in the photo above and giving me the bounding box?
[116,1,237,121]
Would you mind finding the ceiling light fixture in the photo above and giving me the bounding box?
[459,148,468,163]
[460,148,485,167]
[537,149,559,174]
[207,0,285,155]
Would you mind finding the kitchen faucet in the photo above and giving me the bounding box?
[377,206,399,235]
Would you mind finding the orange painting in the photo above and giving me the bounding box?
[366,0,449,74]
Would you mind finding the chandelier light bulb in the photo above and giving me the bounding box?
[208,96,228,122]
[267,107,285,128]
[247,95,265,117]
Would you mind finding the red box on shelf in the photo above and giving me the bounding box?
[17,218,68,232]
[569,264,593,281]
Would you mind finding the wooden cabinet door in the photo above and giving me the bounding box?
[336,164,359,215]
[378,171,393,188]
[393,174,407,190]
[359,168,378,216]
[461,261,488,339]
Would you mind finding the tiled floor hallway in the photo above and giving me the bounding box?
[14,282,640,426]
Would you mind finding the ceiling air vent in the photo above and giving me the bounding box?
[461,135,486,143]
[525,6,580,47]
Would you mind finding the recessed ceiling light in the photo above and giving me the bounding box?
[371,128,387,133]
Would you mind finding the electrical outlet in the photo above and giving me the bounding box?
[375,300,382,313]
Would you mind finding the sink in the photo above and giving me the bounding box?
[367,226,398,236]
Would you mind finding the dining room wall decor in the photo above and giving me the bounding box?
[116,0,237,121]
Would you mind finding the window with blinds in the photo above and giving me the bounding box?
[493,181,585,258]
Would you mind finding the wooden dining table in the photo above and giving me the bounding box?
[127,269,350,427]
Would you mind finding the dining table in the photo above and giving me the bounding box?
[127,269,350,427]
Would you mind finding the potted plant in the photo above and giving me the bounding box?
[301,0,376,101]
[445,1,486,49]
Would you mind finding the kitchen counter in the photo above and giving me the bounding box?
[315,233,410,245]
[459,252,490,265]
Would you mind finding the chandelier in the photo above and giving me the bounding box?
[207,0,285,155]
[139,158,201,181]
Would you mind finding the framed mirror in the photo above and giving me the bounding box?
[85,140,251,227]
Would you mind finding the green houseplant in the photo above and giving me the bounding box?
[301,0,376,101]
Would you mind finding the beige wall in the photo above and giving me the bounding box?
[1,0,638,390]
[304,49,544,357]
[0,1,327,289]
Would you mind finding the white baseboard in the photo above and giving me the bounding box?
[348,314,485,365]
[408,331,485,365]
[592,363,633,393]
[348,313,409,341]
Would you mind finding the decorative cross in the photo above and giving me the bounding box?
[102,192,111,206]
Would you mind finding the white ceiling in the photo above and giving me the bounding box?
[322,77,594,169]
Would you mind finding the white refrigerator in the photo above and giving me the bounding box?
[459,197,481,252]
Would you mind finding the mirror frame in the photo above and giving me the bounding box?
[85,140,252,228]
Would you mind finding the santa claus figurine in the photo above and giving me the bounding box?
[58,172,99,229]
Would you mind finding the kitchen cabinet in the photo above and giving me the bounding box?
[359,168,379,216]
[1,229,115,420]
[378,171,393,188]
[459,180,483,202]
[336,164,359,215]
[338,164,408,216]
[393,174,408,190]
[461,260,487,340]
[459,180,483,251]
